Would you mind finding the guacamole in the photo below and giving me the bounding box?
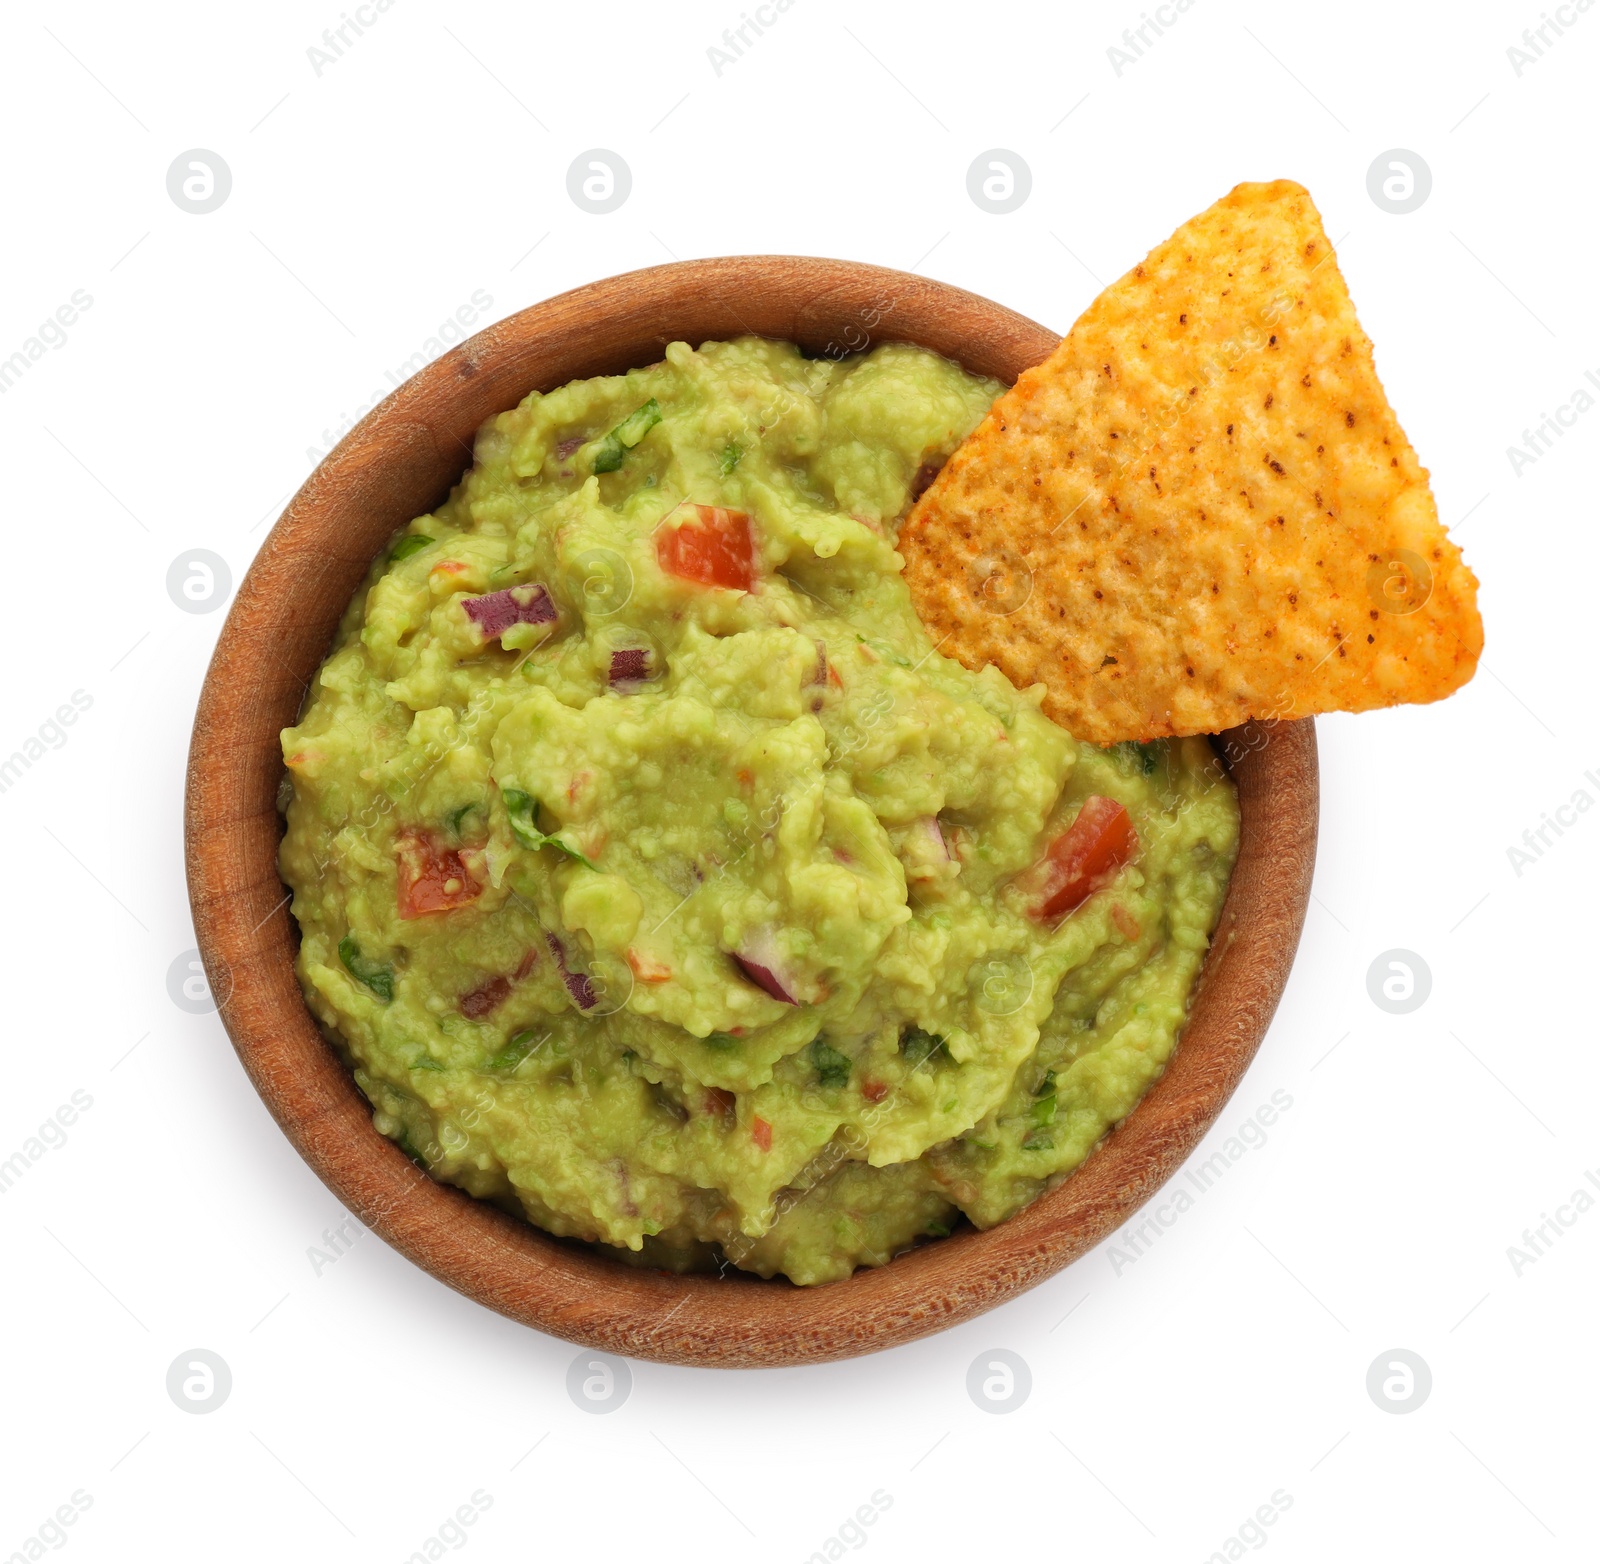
[279,337,1240,1285]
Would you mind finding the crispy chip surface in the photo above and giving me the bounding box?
[900,179,1483,744]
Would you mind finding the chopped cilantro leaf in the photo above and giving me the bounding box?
[388,533,434,563]
[338,936,394,1002]
[1119,740,1164,775]
[487,1029,542,1072]
[811,1037,852,1089]
[900,1026,947,1066]
[592,398,662,474]
[502,789,597,867]
[396,1131,429,1166]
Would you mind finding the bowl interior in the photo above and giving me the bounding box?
[186,256,1316,1367]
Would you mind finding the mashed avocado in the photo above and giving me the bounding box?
[279,337,1239,1285]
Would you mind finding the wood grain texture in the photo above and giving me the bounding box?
[185,256,1318,1368]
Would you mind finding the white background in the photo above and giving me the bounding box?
[1,0,1593,1559]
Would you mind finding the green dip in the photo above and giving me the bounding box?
[279,336,1239,1285]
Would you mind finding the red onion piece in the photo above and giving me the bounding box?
[458,975,511,1019]
[914,814,951,861]
[545,932,596,1011]
[608,646,652,687]
[733,955,797,1004]
[733,931,801,1005]
[910,459,944,502]
[462,584,557,640]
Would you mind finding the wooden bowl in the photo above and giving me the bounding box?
[186,257,1317,1367]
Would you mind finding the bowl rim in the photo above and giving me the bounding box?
[185,254,1317,1368]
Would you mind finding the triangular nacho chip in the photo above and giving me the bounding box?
[900,179,1483,745]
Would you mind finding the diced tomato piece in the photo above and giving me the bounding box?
[752,1116,772,1151]
[626,948,672,983]
[1034,796,1137,922]
[655,505,756,591]
[861,1078,889,1104]
[1111,903,1141,942]
[396,830,483,919]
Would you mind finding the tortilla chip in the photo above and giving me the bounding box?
[900,179,1482,745]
